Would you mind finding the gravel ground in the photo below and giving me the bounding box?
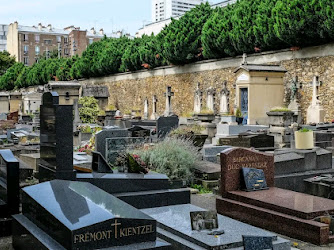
[191,193,334,250]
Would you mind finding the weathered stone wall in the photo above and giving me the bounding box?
[80,44,334,123]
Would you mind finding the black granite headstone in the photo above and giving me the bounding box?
[39,92,75,181]
[241,167,268,192]
[157,116,179,138]
[128,126,151,137]
[12,180,165,250]
[0,149,19,215]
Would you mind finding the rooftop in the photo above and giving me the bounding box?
[234,64,287,73]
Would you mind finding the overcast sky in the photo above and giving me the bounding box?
[0,0,223,35]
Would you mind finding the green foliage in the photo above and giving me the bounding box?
[78,97,100,123]
[133,138,201,182]
[272,0,325,47]
[235,108,242,118]
[299,128,311,133]
[191,184,212,194]
[170,125,204,136]
[0,63,24,90]
[270,107,291,112]
[160,3,212,65]
[0,51,16,76]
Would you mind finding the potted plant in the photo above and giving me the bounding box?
[295,128,314,149]
[235,108,243,125]
[196,107,215,122]
[169,125,208,150]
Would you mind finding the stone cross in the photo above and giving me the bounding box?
[143,97,149,120]
[164,86,174,117]
[206,87,216,113]
[194,83,202,114]
[242,53,247,65]
[220,80,230,115]
[150,95,158,120]
[311,76,321,106]
[73,99,81,132]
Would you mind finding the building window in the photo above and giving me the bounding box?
[23,45,29,55]
[64,36,68,44]
[23,34,28,41]
[57,36,61,43]
[23,57,28,65]
[35,57,39,63]
[64,48,69,56]
[44,39,52,45]
[35,46,40,55]
[89,38,94,45]
[35,35,40,43]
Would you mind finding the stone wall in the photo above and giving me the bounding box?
[80,43,334,123]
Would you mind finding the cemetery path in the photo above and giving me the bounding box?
[191,193,334,250]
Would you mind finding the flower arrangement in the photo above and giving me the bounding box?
[114,152,149,174]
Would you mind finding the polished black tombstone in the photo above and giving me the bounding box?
[12,180,170,250]
[0,149,19,236]
[39,92,76,182]
[92,151,113,173]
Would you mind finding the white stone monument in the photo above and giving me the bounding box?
[306,76,325,124]
[194,83,202,114]
[150,95,159,120]
[206,87,215,113]
[164,86,174,117]
[219,81,229,115]
[143,98,149,120]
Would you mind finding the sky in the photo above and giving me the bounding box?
[0,0,223,35]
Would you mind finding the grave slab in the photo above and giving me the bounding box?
[12,180,170,250]
[95,129,129,158]
[142,204,290,249]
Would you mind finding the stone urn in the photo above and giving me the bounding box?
[295,130,314,149]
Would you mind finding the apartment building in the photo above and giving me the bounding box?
[0,25,8,51]
[7,22,104,66]
[152,0,205,22]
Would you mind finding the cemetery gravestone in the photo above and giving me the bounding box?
[95,129,129,159]
[164,86,174,117]
[156,116,179,138]
[219,148,274,196]
[0,149,19,236]
[12,180,169,249]
[39,92,75,182]
[242,167,268,191]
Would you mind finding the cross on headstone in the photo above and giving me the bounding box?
[143,97,149,120]
[164,86,174,117]
[311,76,322,106]
[242,53,247,65]
[150,95,158,120]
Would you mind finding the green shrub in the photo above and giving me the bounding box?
[160,3,212,65]
[169,125,204,136]
[78,96,100,123]
[235,108,242,118]
[133,138,201,183]
[0,63,24,90]
[0,51,16,76]
[299,128,311,132]
[270,107,291,112]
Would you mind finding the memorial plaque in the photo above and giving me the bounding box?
[242,167,268,191]
[190,211,218,231]
[106,137,146,164]
[220,148,274,196]
[20,180,157,250]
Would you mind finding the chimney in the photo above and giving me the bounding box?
[99,28,104,35]
[90,27,96,34]
[47,24,52,31]
[38,23,42,31]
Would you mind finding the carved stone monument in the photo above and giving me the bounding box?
[164,86,174,117]
[143,98,149,120]
[150,95,158,120]
[220,81,230,115]
[194,83,202,114]
[307,76,325,124]
[288,76,301,124]
[206,87,216,113]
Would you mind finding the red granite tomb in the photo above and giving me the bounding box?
[216,147,334,245]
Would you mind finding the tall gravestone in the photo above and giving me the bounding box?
[39,92,76,182]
